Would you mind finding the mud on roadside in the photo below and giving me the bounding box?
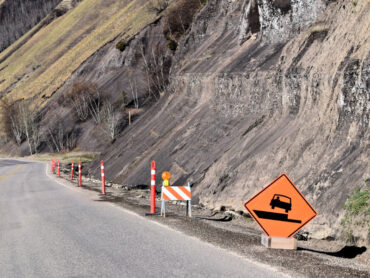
[58,168,369,278]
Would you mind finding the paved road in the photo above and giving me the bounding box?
[0,159,286,278]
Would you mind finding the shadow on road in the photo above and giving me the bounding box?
[298,245,367,259]
[93,193,125,203]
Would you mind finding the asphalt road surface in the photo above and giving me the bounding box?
[0,159,286,278]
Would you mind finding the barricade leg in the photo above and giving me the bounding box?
[188,200,192,218]
[161,199,166,217]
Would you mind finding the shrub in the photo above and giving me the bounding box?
[341,187,370,244]
[167,40,177,51]
[163,0,202,42]
[45,122,78,153]
[116,40,127,52]
[67,81,102,123]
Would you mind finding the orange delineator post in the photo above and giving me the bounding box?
[70,161,74,181]
[78,161,82,187]
[101,160,106,195]
[57,160,60,177]
[52,159,55,174]
[150,161,156,214]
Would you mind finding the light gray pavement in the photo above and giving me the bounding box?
[0,159,287,278]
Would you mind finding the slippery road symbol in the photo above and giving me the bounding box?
[253,194,301,223]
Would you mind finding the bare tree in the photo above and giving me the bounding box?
[10,107,24,146]
[129,79,140,109]
[101,101,119,141]
[140,44,170,99]
[45,122,77,152]
[0,98,24,145]
[68,81,102,123]
[46,123,64,153]
[87,90,102,124]
[71,94,90,121]
[0,98,40,153]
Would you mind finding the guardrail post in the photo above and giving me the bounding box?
[101,160,106,195]
[70,161,74,181]
[150,160,156,214]
[57,160,60,177]
[78,161,82,187]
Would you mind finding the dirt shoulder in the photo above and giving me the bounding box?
[55,166,369,278]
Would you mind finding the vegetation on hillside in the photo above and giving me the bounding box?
[0,0,61,52]
[341,184,370,244]
[163,0,205,49]
[0,0,161,105]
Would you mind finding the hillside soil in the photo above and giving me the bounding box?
[55,164,370,278]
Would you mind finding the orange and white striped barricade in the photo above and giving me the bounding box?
[161,182,191,218]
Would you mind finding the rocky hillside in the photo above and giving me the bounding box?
[0,0,369,243]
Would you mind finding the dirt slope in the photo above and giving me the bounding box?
[84,0,369,242]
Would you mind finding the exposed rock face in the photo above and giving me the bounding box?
[78,0,368,241]
[239,0,326,44]
[0,0,62,52]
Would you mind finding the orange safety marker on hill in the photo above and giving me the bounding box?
[57,161,60,177]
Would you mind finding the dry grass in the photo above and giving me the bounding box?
[0,0,161,106]
[31,150,99,163]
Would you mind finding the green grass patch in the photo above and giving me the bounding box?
[343,187,370,215]
[341,186,370,243]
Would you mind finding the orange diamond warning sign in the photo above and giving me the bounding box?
[244,174,317,237]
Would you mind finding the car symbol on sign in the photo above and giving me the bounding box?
[270,194,291,213]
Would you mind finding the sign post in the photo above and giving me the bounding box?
[244,174,317,249]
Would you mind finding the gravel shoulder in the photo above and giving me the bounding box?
[55,165,370,278]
